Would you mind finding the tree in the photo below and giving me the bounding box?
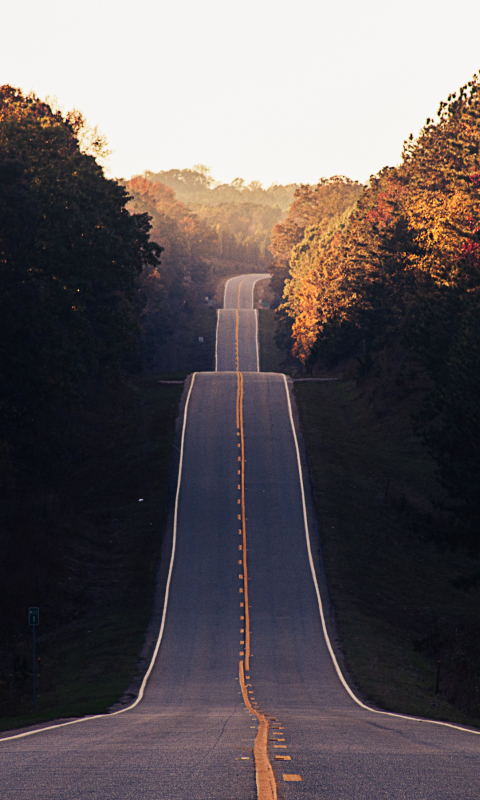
[0,86,159,467]
[126,176,218,290]
[279,72,480,546]
[269,177,363,304]
[416,300,480,552]
[144,166,297,212]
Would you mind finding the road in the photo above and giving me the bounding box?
[1,273,479,799]
[216,273,270,371]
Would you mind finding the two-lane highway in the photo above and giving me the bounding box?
[239,369,480,798]
[223,274,270,310]
[1,370,260,800]
[216,273,269,371]
[1,273,479,800]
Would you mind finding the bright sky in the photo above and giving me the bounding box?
[2,0,479,187]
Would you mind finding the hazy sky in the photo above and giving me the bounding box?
[2,0,479,187]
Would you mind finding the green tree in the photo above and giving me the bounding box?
[0,86,159,463]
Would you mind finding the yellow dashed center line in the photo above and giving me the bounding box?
[239,661,277,800]
[236,308,240,372]
[236,369,251,670]
[236,357,277,798]
[234,279,299,796]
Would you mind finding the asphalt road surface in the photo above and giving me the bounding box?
[223,274,271,310]
[216,273,270,371]
[1,274,479,799]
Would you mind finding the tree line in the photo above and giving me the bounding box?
[275,73,480,553]
[144,165,296,211]
[0,90,295,442]
[124,171,293,369]
[0,86,160,491]
[141,166,294,271]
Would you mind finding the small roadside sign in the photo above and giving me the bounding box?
[29,607,39,626]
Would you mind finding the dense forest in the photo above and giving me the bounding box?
[144,165,296,211]
[0,86,178,722]
[0,89,294,723]
[269,176,364,306]
[123,176,216,369]
[0,86,159,494]
[125,169,292,369]
[125,169,365,369]
[142,166,294,272]
[276,73,480,556]
[3,73,480,727]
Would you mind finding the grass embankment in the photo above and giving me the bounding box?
[0,291,218,733]
[187,308,217,372]
[154,307,217,373]
[294,376,480,727]
[258,310,287,373]
[0,375,184,733]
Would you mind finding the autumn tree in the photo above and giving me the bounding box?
[269,177,363,304]
[280,72,480,545]
[126,176,218,290]
[193,201,281,270]
[142,167,297,273]
[145,166,297,212]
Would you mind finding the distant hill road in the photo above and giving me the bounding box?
[1,273,479,800]
[216,272,270,371]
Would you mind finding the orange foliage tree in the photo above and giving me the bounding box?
[269,177,363,305]
[281,73,480,546]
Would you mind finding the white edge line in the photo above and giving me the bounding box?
[255,309,260,372]
[225,272,270,311]
[223,273,268,372]
[215,310,219,372]
[0,374,199,743]
[249,273,271,310]
[281,374,480,737]
[251,274,270,371]
[223,275,233,308]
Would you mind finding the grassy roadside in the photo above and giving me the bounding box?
[294,377,480,727]
[258,309,287,373]
[0,375,184,732]
[0,280,218,733]
[187,308,217,371]
[152,307,217,373]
